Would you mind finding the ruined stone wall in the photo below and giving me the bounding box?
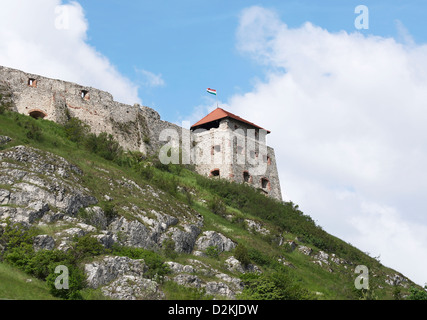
[0,66,182,155]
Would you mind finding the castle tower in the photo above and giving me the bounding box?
[191,108,282,201]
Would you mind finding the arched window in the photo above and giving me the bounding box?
[28,109,47,119]
[210,169,220,177]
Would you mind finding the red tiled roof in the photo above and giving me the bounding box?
[191,108,271,133]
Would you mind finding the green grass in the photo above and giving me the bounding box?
[161,281,213,300]
[0,263,57,300]
[0,110,422,300]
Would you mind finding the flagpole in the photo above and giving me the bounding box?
[207,88,218,108]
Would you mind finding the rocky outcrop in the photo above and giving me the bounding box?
[84,256,147,289]
[0,136,11,146]
[165,262,196,274]
[101,275,165,300]
[0,146,97,223]
[297,245,313,256]
[244,219,270,236]
[33,235,55,252]
[385,274,409,288]
[165,259,245,299]
[82,206,108,230]
[0,145,203,254]
[225,256,261,274]
[173,274,203,289]
[84,255,167,300]
[195,231,236,253]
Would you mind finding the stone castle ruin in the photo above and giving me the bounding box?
[0,66,282,201]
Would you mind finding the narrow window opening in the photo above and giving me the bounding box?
[28,78,37,87]
[243,171,251,183]
[81,90,90,100]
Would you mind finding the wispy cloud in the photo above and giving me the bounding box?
[395,19,415,46]
[135,68,165,88]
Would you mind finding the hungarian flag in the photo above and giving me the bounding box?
[207,88,217,95]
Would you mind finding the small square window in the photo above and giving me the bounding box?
[28,78,37,87]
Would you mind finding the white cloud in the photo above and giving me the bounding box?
[0,0,141,105]
[135,69,165,88]
[227,6,427,286]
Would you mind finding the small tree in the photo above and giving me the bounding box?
[408,285,427,300]
[64,117,89,143]
[235,243,251,267]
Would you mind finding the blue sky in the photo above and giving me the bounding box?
[1,1,427,287]
[79,0,427,123]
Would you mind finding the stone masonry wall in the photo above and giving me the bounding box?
[192,118,282,201]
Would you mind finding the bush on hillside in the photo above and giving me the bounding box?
[64,117,89,144]
[238,272,314,300]
[234,243,251,267]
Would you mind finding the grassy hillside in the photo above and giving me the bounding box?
[0,107,424,300]
[0,262,57,300]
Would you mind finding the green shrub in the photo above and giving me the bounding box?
[64,117,89,143]
[84,132,123,161]
[46,264,86,300]
[234,243,251,267]
[207,196,226,216]
[102,202,118,224]
[23,120,43,141]
[71,235,106,261]
[238,272,313,300]
[408,286,427,300]
[0,219,36,252]
[25,250,74,280]
[248,248,272,268]
[137,164,154,180]
[205,246,220,259]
